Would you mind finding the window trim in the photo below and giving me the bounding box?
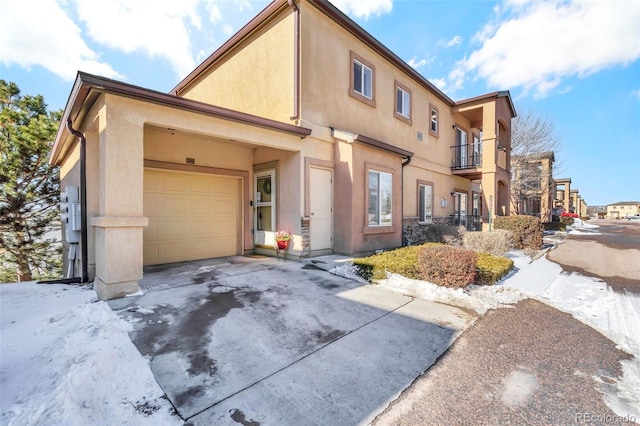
[364,164,395,234]
[417,180,434,224]
[349,51,376,107]
[429,104,439,137]
[394,80,412,124]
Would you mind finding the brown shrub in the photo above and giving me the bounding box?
[462,229,514,256]
[417,245,477,288]
[493,215,543,250]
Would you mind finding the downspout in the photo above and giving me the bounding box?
[288,0,300,121]
[401,155,412,246]
[66,120,89,283]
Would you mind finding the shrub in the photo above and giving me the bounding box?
[462,229,513,256]
[475,253,514,285]
[544,221,566,232]
[417,245,477,288]
[559,216,574,227]
[353,245,427,281]
[493,215,542,250]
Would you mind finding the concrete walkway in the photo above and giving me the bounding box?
[108,256,477,425]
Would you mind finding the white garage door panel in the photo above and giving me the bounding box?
[143,169,241,265]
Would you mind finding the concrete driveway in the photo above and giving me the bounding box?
[108,256,477,425]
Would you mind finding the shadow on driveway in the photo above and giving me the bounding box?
[108,256,477,425]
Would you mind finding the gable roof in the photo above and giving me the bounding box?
[50,72,311,165]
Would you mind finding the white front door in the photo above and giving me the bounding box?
[310,167,333,251]
[254,170,275,246]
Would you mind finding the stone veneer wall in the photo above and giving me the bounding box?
[402,217,451,246]
[301,216,311,256]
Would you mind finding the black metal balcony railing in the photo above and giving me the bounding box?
[451,144,482,169]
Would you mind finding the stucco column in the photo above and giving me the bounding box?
[92,98,148,300]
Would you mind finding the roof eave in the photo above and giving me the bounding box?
[50,71,312,166]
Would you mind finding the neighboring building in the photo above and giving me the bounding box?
[510,151,555,222]
[49,0,515,299]
[554,177,572,213]
[587,205,607,219]
[606,201,640,219]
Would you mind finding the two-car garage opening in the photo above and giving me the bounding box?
[143,168,242,265]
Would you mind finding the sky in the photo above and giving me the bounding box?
[1,0,638,206]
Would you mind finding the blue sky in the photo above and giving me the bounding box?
[1,0,639,206]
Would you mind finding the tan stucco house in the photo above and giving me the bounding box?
[606,201,640,219]
[510,151,555,222]
[50,0,516,300]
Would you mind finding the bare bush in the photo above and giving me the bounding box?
[462,229,514,256]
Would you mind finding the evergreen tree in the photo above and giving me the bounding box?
[0,80,62,282]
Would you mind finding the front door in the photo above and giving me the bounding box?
[310,167,333,251]
[254,170,275,246]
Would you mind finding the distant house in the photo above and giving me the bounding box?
[606,201,640,219]
[510,151,555,222]
[49,0,515,300]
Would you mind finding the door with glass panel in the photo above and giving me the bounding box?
[254,170,275,246]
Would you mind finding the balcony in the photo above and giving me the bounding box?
[451,144,482,179]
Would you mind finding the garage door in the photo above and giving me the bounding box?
[143,168,241,265]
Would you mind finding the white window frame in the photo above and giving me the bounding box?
[368,170,393,226]
[429,105,439,136]
[353,59,373,99]
[419,183,433,223]
[396,86,410,118]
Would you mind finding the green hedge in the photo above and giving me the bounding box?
[475,253,514,285]
[493,215,542,250]
[353,245,427,281]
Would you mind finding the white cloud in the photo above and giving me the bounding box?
[407,56,429,70]
[451,0,640,98]
[70,0,208,79]
[632,89,640,101]
[0,0,122,81]
[446,35,462,48]
[330,0,393,20]
[223,24,235,36]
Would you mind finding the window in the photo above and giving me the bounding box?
[394,81,412,124]
[350,51,375,107]
[429,104,439,137]
[419,183,433,223]
[368,170,392,226]
[353,60,372,98]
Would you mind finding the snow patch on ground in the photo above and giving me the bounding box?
[375,273,527,315]
[568,219,602,235]
[329,263,369,284]
[0,282,180,425]
[503,253,640,418]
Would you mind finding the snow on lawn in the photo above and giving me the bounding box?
[0,282,180,426]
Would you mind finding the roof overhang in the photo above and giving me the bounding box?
[50,72,311,166]
[455,91,517,119]
[330,127,413,159]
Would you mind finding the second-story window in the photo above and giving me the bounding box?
[429,104,439,137]
[394,81,412,124]
[350,51,376,107]
[354,60,372,98]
